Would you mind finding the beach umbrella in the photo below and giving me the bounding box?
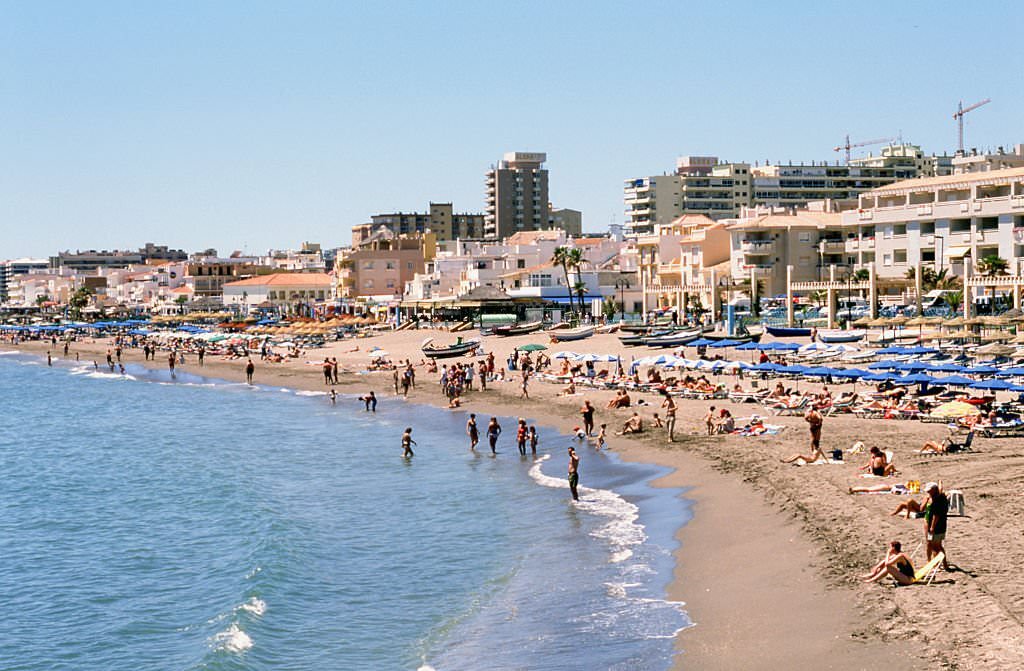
[931,400,982,418]
[964,365,998,375]
[517,343,548,352]
[892,361,927,371]
[868,361,898,369]
[981,333,1012,343]
[868,317,889,327]
[752,362,783,372]
[552,351,579,359]
[831,368,868,379]
[942,316,966,328]
[803,366,836,377]
[780,364,808,374]
[687,338,716,348]
[876,346,906,354]
[735,341,761,351]
[888,315,910,326]
[899,372,937,385]
[826,344,860,353]
[862,372,897,382]
[852,315,873,327]
[970,379,1015,391]
[933,375,975,386]
[903,346,938,355]
[975,343,1015,356]
[369,350,389,358]
[798,342,833,353]
[708,339,742,348]
[772,342,801,351]
[928,362,966,373]
[996,366,1024,377]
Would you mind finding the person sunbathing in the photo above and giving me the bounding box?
[891,497,925,518]
[616,412,644,435]
[861,540,916,586]
[917,439,948,454]
[861,447,897,477]
[606,390,632,409]
[561,381,577,396]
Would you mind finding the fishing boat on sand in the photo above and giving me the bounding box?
[546,325,596,342]
[816,329,866,344]
[766,325,812,338]
[421,337,482,358]
[492,320,545,336]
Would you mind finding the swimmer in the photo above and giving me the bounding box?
[402,427,416,458]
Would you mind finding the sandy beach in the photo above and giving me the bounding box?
[15,327,1024,670]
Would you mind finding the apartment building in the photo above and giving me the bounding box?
[624,144,950,238]
[485,152,549,239]
[0,258,49,302]
[335,233,435,300]
[186,256,263,299]
[842,166,1024,280]
[949,144,1024,174]
[548,207,583,236]
[727,207,851,298]
[223,273,334,314]
[352,203,485,245]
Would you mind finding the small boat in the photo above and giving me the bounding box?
[546,326,596,342]
[816,329,866,344]
[618,333,648,346]
[766,326,812,338]
[492,320,544,336]
[702,331,763,343]
[643,328,703,347]
[421,337,482,359]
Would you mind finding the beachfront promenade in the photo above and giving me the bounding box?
[8,326,1024,670]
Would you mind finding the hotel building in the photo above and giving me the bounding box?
[485,152,549,239]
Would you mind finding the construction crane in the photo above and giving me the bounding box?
[953,98,991,152]
[833,135,896,164]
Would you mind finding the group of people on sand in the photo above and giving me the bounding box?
[861,481,952,583]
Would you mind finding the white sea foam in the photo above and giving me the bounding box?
[0,350,19,355]
[418,665,438,671]
[245,566,262,579]
[295,390,327,397]
[211,622,252,653]
[84,371,136,381]
[528,455,647,564]
[238,596,266,617]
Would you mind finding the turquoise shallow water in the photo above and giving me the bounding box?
[0,352,691,670]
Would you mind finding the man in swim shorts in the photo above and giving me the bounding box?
[567,446,580,501]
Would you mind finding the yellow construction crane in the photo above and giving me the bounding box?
[953,98,991,152]
[833,135,895,164]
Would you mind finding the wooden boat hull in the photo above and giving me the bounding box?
[766,326,812,338]
[643,328,703,347]
[547,326,596,342]
[817,330,866,343]
[493,320,544,336]
[422,340,482,358]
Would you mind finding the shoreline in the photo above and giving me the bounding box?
[13,329,1023,668]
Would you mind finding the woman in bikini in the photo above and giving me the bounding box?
[861,540,916,585]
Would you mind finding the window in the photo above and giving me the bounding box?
[884,226,892,239]
[407,262,413,270]
[950,219,970,233]
[363,261,374,270]
[894,250,907,264]
[798,232,811,242]
[883,253,892,266]
[894,224,907,236]
[385,261,395,270]
[921,249,935,262]
[364,279,374,289]
[386,280,395,289]
[920,222,935,235]
[517,259,526,269]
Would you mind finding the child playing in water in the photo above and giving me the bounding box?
[595,424,607,450]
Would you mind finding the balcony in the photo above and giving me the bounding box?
[818,239,845,253]
[740,239,774,254]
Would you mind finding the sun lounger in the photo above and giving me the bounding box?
[912,552,945,585]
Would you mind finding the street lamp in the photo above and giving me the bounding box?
[614,278,631,321]
[935,234,945,275]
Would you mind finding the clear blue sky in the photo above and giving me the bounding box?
[2,1,1022,258]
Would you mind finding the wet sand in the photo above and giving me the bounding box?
[15,327,1024,669]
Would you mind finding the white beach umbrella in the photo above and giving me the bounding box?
[826,344,860,353]
[553,351,580,360]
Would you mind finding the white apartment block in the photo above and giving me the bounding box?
[624,144,951,239]
[726,207,851,298]
[843,166,1024,280]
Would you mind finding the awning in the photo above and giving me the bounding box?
[947,246,972,259]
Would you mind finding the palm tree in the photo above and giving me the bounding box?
[944,289,964,314]
[551,246,574,316]
[976,255,1009,277]
[573,281,588,314]
[852,269,870,282]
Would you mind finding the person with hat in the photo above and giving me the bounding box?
[924,482,950,570]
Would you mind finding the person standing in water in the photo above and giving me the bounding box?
[567,446,580,501]
[401,427,416,458]
[486,417,502,455]
[245,359,255,385]
[466,413,479,450]
[529,426,538,455]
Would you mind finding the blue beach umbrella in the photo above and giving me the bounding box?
[832,368,868,379]
[996,366,1024,377]
[927,362,965,373]
[933,375,975,386]
[687,338,717,348]
[868,361,898,370]
[877,346,905,354]
[862,372,897,382]
[804,366,837,377]
[964,365,998,375]
[899,372,937,385]
[735,341,761,351]
[709,339,742,348]
[970,379,1015,391]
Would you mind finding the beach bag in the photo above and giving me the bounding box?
[948,490,965,517]
[831,449,843,461]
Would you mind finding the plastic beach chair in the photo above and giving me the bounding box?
[942,431,974,454]
[913,552,945,585]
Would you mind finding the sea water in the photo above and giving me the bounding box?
[0,351,691,670]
